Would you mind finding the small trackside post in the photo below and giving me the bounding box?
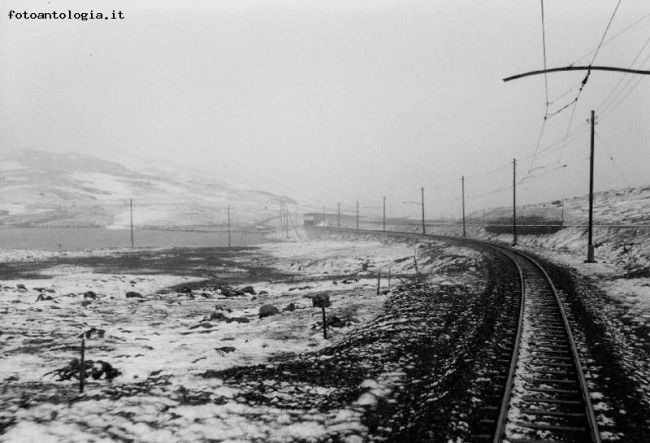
[79,337,86,393]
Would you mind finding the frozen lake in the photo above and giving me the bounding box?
[0,228,267,251]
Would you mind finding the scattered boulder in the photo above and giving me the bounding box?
[220,286,245,297]
[83,291,97,299]
[240,286,256,295]
[45,358,121,381]
[126,291,143,299]
[289,286,313,292]
[259,304,280,318]
[180,286,193,294]
[328,316,347,328]
[229,317,250,324]
[209,312,229,321]
[215,346,236,353]
[283,302,296,312]
[258,290,269,296]
[36,294,53,302]
[16,284,26,291]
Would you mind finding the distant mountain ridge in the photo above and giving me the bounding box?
[0,150,298,230]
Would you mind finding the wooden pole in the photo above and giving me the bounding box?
[512,159,517,246]
[227,205,232,247]
[421,187,426,235]
[356,201,359,230]
[587,110,596,263]
[461,176,466,237]
[130,199,134,249]
[338,202,341,228]
[376,272,381,295]
[79,337,85,393]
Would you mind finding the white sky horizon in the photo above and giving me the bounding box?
[1,0,649,220]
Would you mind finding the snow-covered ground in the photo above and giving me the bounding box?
[1,205,649,442]
[1,233,480,442]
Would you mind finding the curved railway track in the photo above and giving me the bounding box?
[315,227,602,442]
[489,246,601,443]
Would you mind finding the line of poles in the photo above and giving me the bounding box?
[126,200,239,248]
[324,110,599,263]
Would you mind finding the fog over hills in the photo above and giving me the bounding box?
[0,150,299,230]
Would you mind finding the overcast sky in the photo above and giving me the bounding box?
[1,0,649,218]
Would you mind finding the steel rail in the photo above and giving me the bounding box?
[487,247,525,443]
[490,246,602,443]
[312,226,601,442]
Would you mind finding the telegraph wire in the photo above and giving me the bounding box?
[598,41,650,119]
[600,67,649,120]
[540,0,550,114]
[595,130,632,187]
[572,10,650,65]
[596,26,650,115]
[547,79,584,106]
[587,0,623,67]
[536,0,622,169]
[468,163,511,180]
[601,37,650,111]
[526,0,551,177]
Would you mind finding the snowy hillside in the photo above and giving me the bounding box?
[0,150,299,230]
[469,186,650,276]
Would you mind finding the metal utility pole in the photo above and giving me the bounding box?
[461,176,466,237]
[421,187,426,235]
[130,199,134,249]
[227,204,232,247]
[512,159,517,246]
[587,110,596,263]
[337,202,341,228]
[504,65,650,264]
[279,200,284,229]
[382,196,386,231]
[356,201,359,230]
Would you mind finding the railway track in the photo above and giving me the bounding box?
[312,227,602,442]
[489,247,601,443]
